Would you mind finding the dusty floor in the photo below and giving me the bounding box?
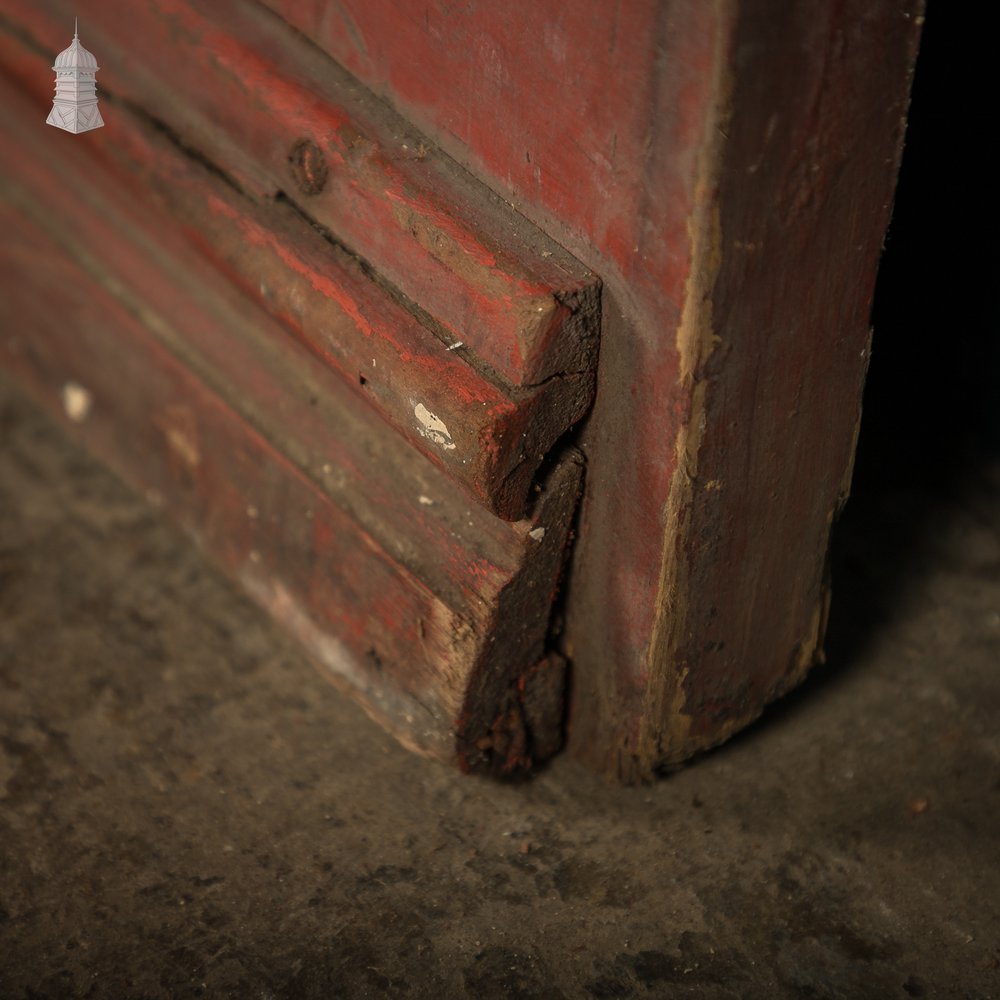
[1,354,999,1000]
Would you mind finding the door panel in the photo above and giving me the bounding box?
[0,4,595,773]
[0,0,921,779]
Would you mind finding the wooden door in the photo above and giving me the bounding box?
[0,1,922,779]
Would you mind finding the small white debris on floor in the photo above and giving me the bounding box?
[529,526,546,541]
[61,382,93,423]
[418,496,434,505]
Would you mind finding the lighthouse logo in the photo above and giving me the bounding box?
[46,19,105,134]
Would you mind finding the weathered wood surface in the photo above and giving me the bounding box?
[631,3,922,767]
[0,30,591,519]
[0,0,921,780]
[0,75,582,774]
[265,0,924,778]
[0,0,601,391]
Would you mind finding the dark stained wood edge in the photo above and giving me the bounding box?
[456,453,584,775]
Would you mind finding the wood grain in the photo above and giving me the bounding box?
[260,0,924,777]
[0,0,922,779]
[0,0,601,390]
[0,75,582,773]
[0,32,591,519]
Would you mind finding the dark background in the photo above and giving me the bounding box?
[828,0,999,660]
[855,0,997,482]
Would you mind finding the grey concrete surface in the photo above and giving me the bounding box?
[1,381,998,999]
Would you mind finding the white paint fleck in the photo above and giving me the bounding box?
[413,402,456,450]
[445,341,464,351]
[61,382,92,423]
[529,526,546,541]
[164,426,200,467]
[418,495,434,506]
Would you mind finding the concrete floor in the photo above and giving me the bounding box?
[1,372,998,1000]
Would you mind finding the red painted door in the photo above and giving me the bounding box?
[0,0,921,779]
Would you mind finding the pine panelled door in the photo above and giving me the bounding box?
[0,1,922,780]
